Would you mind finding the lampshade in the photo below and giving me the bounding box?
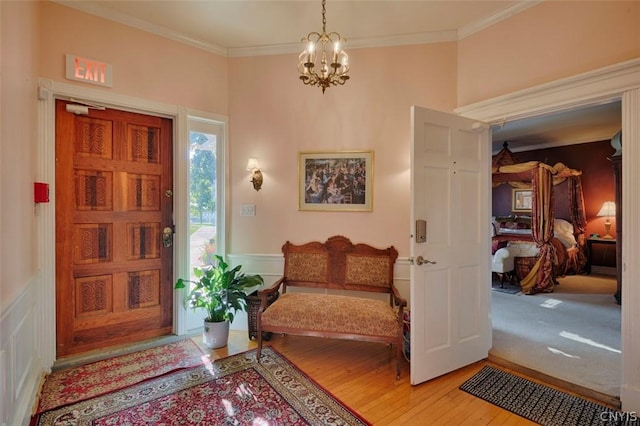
[596,201,615,239]
[246,158,260,171]
[596,201,616,217]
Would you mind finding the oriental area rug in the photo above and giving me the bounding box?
[460,365,636,426]
[32,345,370,426]
[34,338,206,414]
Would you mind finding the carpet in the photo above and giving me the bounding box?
[35,338,206,414]
[460,365,635,426]
[491,274,621,397]
[33,346,370,426]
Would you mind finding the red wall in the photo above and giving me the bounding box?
[492,140,617,238]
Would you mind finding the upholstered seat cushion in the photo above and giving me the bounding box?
[261,293,399,338]
[492,247,514,273]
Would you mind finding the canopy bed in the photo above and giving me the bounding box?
[491,144,587,295]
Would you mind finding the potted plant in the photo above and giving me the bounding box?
[175,255,264,348]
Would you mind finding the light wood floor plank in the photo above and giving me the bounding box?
[198,332,541,425]
[52,330,616,425]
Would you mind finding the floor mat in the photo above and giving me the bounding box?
[491,278,521,294]
[460,365,633,426]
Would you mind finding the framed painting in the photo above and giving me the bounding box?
[512,188,532,212]
[299,151,373,211]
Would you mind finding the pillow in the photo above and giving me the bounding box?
[500,228,532,235]
[554,219,577,248]
[554,218,574,235]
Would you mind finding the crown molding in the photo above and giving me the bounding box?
[458,1,541,40]
[228,30,458,58]
[54,1,229,57]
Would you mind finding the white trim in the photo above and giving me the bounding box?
[227,31,459,58]
[455,58,640,412]
[458,1,541,40]
[621,88,640,411]
[0,276,44,426]
[455,58,640,123]
[175,112,229,335]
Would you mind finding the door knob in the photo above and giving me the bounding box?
[162,227,173,248]
[415,255,436,265]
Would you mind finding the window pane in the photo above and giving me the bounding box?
[189,130,217,271]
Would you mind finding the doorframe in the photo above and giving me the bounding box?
[455,58,640,411]
[36,77,227,366]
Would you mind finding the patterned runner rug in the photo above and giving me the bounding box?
[33,347,370,425]
[460,365,635,426]
[35,338,206,414]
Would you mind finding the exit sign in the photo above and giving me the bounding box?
[65,54,113,87]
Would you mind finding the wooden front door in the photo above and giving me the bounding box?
[55,100,174,357]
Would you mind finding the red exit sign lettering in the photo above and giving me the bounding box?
[65,54,113,87]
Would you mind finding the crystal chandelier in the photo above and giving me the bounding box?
[298,0,349,93]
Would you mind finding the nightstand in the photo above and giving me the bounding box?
[585,237,616,275]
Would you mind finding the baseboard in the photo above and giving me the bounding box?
[590,265,616,276]
[487,353,621,409]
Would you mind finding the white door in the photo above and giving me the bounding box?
[409,106,492,385]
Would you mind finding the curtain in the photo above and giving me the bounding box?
[568,175,588,272]
[520,165,555,294]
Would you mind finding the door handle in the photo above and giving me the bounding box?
[162,226,173,248]
[415,255,436,266]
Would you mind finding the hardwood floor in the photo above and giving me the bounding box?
[198,331,543,425]
[50,329,618,425]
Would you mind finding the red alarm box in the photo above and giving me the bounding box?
[34,182,49,203]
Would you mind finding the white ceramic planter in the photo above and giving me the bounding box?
[203,320,229,348]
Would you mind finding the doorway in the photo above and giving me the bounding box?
[487,102,622,402]
[55,99,174,357]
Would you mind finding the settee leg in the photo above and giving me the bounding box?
[396,341,402,379]
[256,332,263,362]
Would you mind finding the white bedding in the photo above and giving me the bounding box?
[492,217,577,249]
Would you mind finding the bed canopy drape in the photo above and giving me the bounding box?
[492,144,586,294]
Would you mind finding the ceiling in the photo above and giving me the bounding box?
[55,0,622,152]
[490,101,621,153]
[55,0,535,56]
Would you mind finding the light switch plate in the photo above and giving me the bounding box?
[240,204,256,216]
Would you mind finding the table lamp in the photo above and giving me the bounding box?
[596,201,616,239]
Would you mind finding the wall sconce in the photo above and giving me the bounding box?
[246,158,263,191]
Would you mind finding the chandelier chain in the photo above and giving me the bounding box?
[321,0,326,34]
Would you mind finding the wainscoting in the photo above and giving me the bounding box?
[0,275,47,426]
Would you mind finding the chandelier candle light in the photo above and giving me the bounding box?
[298,0,349,93]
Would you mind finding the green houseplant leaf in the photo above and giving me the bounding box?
[175,255,264,323]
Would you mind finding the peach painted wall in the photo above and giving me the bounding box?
[227,43,457,254]
[458,1,640,105]
[38,2,229,114]
[1,0,39,311]
[3,0,638,313]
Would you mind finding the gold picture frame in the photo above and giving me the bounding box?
[512,188,532,212]
[299,151,373,212]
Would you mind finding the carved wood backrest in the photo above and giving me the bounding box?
[281,235,398,294]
